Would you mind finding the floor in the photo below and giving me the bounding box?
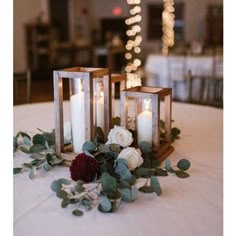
[14,75,70,105]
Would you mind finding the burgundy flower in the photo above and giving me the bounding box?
[70,153,99,182]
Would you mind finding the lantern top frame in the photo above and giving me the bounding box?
[122,86,171,98]
[54,67,110,79]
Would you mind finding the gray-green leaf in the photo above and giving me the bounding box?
[42,162,51,172]
[150,176,162,196]
[56,190,68,199]
[177,159,191,171]
[101,172,117,193]
[175,170,190,178]
[29,144,44,153]
[72,209,84,216]
[139,141,152,154]
[29,168,35,179]
[23,136,31,146]
[32,134,46,146]
[13,167,22,174]
[99,196,112,212]
[82,141,97,153]
[139,186,154,193]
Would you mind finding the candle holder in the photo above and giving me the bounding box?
[120,86,174,162]
[53,67,112,165]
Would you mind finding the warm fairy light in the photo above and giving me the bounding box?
[162,0,175,55]
[125,0,142,87]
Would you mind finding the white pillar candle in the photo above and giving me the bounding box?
[70,89,85,153]
[96,91,104,130]
[137,99,152,145]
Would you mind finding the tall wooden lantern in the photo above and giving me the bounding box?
[53,67,112,163]
[120,86,174,162]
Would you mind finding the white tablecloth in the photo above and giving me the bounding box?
[14,101,223,236]
[144,54,216,101]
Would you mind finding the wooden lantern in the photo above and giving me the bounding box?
[120,86,174,162]
[53,67,112,164]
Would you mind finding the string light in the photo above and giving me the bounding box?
[125,0,142,88]
[162,0,175,55]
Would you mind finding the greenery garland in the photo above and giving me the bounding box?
[13,119,191,216]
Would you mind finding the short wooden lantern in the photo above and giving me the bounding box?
[111,73,127,96]
[120,86,174,162]
[53,67,112,164]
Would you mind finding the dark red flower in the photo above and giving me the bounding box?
[70,153,99,182]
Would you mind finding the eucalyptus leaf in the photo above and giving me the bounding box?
[131,186,138,201]
[29,168,35,179]
[175,170,190,178]
[83,150,94,158]
[98,144,110,153]
[18,146,30,154]
[126,175,136,185]
[82,141,97,153]
[101,172,117,193]
[42,162,51,172]
[99,196,112,212]
[58,178,71,185]
[76,180,85,186]
[32,134,46,146]
[61,199,70,208]
[155,168,168,176]
[115,162,131,180]
[165,159,171,170]
[50,180,62,192]
[75,185,86,193]
[46,153,53,163]
[116,159,128,167]
[138,186,154,193]
[118,180,130,189]
[19,131,31,140]
[30,153,45,159]
[133,167,150,178]
[23,163,33,169]
[81,198,91,210]
[13,167,22,174]
[109,144,122,153]
[139,141,152,154]
[13,137,18,150]
[29,144,44,153]
[150,176,162,196]
[49,157,64,165]
[118,188,133,202]
[23,136,31,146]
[177,159,191,171]
[56,190,68,199]
[72,209,84,216]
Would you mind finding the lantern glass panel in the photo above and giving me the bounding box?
[69,78,85,153]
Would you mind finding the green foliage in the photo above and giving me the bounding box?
[14,123,191,217]
[150,176,162,196]
[13,129,63,179]
[82,141,97,153]
[139,141,152,154]
[72,209,84,217]
[177,159,191,171]
[101,172,117,193]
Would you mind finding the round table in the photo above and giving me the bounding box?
[14,101,223,236]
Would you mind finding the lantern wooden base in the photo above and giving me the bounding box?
[153,140,175,163]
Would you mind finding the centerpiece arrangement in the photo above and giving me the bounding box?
[13,66,191,217]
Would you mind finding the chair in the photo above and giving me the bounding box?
[168,56,188,101]
[188,70,223,108]
[13,70,31,104]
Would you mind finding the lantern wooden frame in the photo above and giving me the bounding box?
[120,86,174,162]
[53,67,112,164]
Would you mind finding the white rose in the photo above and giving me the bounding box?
[106,126,133,147]
[117,147,143,171]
